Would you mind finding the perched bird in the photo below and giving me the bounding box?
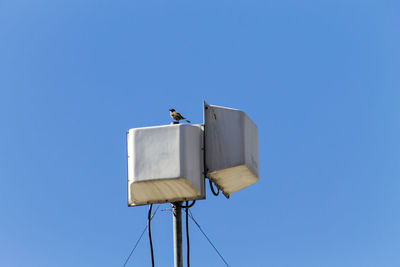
[169,109,191,123]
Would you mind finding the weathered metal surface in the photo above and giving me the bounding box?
[127,124,205,206]
[204,102,259,195]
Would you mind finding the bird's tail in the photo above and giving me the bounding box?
[184,119,191,123]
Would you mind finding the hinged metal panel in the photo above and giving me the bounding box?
[204,101,259,195]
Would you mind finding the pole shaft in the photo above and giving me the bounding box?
[172,202,183,267]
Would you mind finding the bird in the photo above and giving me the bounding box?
[169,109,191,123]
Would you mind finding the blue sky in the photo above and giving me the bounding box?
[1,0,399,266]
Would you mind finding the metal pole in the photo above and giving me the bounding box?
[172,202,183,267]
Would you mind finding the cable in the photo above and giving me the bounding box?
[188,210,230,267]
[148,204,155,267]
[185,202,190,267]
[187,200,196,208]
[209,179,220,196]
[180,200,196,208]
[123,204,160,267]
[123,225,147,267]
[203,113,220,198]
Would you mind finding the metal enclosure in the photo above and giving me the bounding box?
[204,102,259,195]
[127,124,205,206]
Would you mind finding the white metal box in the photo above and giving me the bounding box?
[204,103,259,195]
[127,124,205,206]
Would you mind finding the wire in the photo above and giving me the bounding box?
[188,210,230,267]
[187,200,196,208]
[123,204,160,267]
[180,200,196,208]
[185,202,190,267]
[148,204,155,267]
[203,114,220,198]
[209,179,220,196]
[122,225,147,267]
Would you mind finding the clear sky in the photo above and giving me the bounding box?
[1,0,399,266]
